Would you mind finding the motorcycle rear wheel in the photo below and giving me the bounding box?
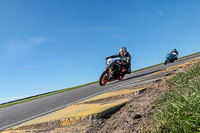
[99,71,109,86]
[118,74,125,81]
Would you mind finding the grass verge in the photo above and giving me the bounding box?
[153,61,200,132]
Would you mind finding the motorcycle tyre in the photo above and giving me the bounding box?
[99,71,109,86]
[164,60,168,65]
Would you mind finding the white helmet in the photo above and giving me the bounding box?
[120,47,127,56]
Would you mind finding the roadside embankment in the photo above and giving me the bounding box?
[153,59,200,132]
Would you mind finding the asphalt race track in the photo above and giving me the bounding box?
[0,53,200,131]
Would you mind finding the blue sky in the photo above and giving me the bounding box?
[0,0,200,103]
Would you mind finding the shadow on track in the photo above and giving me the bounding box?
[106,69,164,86]
[122,69,163,81]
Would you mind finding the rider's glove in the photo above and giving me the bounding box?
[105,57,110,60]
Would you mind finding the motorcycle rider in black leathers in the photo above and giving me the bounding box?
[170,48,178,60]
[105,47,131,78]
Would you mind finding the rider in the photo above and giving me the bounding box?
[105,47,131,78]
[170,48,178,60]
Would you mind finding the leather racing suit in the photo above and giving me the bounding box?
[108,52,131,74]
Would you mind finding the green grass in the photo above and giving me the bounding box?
[153,61,200,132]
[1,52,199,109]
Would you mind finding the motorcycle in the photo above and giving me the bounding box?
[164,53,176,65]
[99,58,126,86]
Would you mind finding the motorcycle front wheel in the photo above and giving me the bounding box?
[164,60,168,65]
[99,71,109,86]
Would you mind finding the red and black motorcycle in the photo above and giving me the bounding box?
[99,58,126,86]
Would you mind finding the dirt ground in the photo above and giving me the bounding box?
[85,77,170,133]
[3,59,199,133]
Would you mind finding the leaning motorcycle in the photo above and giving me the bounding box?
[164,53,176,65]
[99,58,125,86]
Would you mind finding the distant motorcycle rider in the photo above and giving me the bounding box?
[105,47,131,78]
[170,48,178,60]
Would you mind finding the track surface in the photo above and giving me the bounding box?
[0,53,200,131]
